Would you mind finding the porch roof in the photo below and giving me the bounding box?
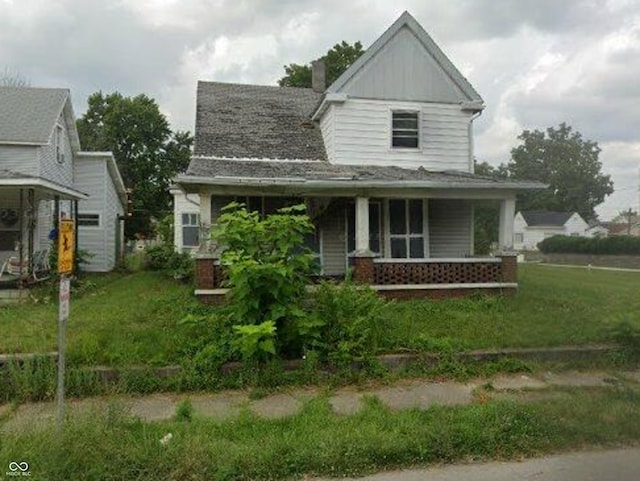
[0,169,88,199]
[176,157,544,192]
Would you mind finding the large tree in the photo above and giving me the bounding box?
[77,92,192,239]
[278,41,365,88]
[508,123,613,220]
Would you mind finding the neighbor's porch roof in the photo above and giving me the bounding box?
[175,157,544,198]
[0,169,88,199]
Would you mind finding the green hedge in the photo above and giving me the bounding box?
[538,235,640,255]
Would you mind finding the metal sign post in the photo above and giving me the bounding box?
[56,219,74,430]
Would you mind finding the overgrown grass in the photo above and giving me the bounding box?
[382,264,640,350]
[1,388,640,480]
[2,264,640,367]
[0,271,198,366]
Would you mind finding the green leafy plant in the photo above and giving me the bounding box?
[303,281,389,366]
[232,321,277,362]
[213,203,316,357]
[144,245,194,282]
[175,398,194,422]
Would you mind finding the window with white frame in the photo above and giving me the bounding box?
[56,125,65,164]
[391,111,419,148]
[77,213,100,228]
[182,213,200,247]
[514,233,524,244]
[389,199,425,258]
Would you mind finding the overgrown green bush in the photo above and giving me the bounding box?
[144,244,194,282]
[213,203,317,360]
[302,281,390,366]
[538,235,640,255]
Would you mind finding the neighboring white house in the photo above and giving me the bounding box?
[0,86,126,278]
[172,12,542,295]
[513,211,593,251]
[74,152,126,271]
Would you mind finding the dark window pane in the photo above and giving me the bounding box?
[392,136,418,148]
[390,238,407,258]
[389,200,406,235]
[181,213,189,224]
[346,203,355,253]
[369,203,380,253]
[78,214,100,227]
[183,226,199,246]
[0,231,19,250]
[304,231,320,253]
[392,118,418,129]
[409,238,424,258]
[409,199,423,234]
[248,196,262,213]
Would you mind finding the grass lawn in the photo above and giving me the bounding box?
[0,264,639,367]
[382,264,640,350]
[0,271,197,367]
[2,387,640,480]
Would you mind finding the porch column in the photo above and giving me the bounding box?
[353,196,375,284]
[498,197,516,251]
[355,196,370,254]
[199,190,212,252]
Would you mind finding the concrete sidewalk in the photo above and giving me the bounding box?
[314,447,640,481]
[1,368,639,432]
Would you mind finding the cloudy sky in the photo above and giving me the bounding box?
[1,0,639,219]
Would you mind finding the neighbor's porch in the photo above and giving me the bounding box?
[0,183,84,289]
[189,190,517,304]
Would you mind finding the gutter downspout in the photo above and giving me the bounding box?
[469,110,483,174]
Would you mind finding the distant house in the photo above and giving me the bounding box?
[606,221,640,237]
[513,211,593,250]
[0,86,125,280]
[172,11,543,301]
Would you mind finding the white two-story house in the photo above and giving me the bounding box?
[0,87,126,280]
[172,11,541,302]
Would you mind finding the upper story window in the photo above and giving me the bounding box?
[391,111,419,149]
[55,125,65,164]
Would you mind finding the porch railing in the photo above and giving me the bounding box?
[372,257,504,285]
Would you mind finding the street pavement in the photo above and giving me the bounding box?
[314,447,640,481]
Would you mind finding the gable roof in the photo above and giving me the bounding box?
[520,211,575,227]
[0,87,70,144]
[327,11,483,107]
[194,82,326,161]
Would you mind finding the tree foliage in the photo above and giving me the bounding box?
[473,161,508,254]
[507,123,613,220]
[278,41,365,88]
[76,92,192,238]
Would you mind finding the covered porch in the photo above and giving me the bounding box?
[174,158,540,303]
[0,172,87,288]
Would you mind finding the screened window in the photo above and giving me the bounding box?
[182,213,200,247]
[78,213,100,227]
[388,199,425,258]
[391,111,419,148]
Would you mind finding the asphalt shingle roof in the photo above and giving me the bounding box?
[520,211,574,226]
[194,82,326,161]
[185,157,540,187]
[0,87,69,144]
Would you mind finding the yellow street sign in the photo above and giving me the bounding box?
[58,220,75,274]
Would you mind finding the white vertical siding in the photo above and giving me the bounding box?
[328,98,472,172]
[428,199,473,257]
[339,26,466,103]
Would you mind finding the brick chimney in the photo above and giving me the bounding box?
[311,60,326,93]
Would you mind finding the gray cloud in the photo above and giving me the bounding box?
[1,0,639,219]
